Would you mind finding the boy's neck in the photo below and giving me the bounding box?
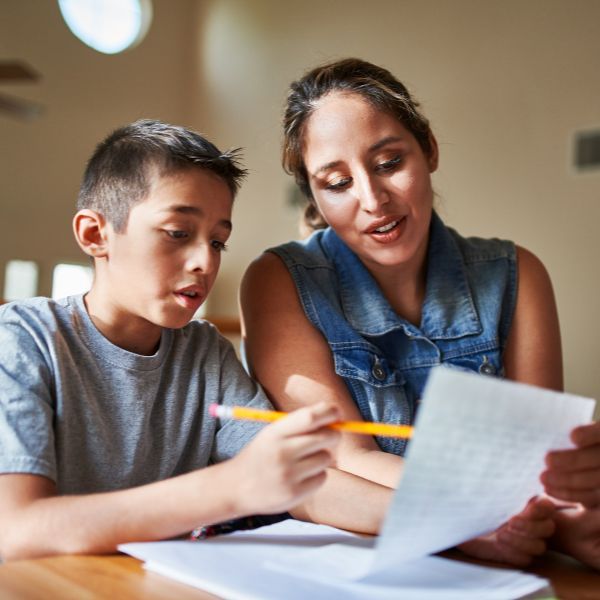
[83,288,162,356]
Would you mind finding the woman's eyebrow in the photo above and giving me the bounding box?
[312,160,342,177]
[369,136,405,152]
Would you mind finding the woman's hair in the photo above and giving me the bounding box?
[283,58,433,232]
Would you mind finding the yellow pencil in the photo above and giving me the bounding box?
[209,404,413,439]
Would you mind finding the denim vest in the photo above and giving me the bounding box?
[268,212,517,455]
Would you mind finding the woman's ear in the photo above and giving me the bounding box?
[72,209,109,258]
[427,133,439,173]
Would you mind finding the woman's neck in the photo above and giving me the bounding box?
[367,242,429,328]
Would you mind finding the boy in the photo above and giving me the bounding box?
[0,120,340,560]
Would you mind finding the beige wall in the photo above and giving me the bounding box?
[1,0,599,405]
[0,0,197,293]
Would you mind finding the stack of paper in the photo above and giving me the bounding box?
[120,366,596,599]
[123,520,552,599]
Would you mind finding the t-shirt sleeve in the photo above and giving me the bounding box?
[0,313,57,481]
[210,340,273,464]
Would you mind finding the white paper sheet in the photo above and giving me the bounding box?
[374,366,595,567]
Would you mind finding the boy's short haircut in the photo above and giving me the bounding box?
[77,119,248,232]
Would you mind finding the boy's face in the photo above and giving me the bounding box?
[100,168,233,334]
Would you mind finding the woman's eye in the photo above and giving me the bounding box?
[376,156,402,172]
[166,230,189,240]
[211,240,228,252]
[325,177,351,192]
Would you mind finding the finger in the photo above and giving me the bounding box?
[541,466,600,491]
[506,515,556,539]
[546,446,600,471]
[542,485,600,508]
[282,429,340,460]
[290,450,335,484]
[571,422,600,448]
[269,402,341,437]
[520,496,556,520]
[496,529,547,558]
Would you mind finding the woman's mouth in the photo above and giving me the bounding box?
[374,220,399,233]
[368,216,407,242]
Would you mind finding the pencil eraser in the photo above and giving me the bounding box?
[209,403,219,417]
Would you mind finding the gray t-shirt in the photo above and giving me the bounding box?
[0,294,270,494]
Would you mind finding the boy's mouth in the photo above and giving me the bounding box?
[174,285,205,310]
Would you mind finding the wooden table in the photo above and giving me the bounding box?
[442,549,600,600]
[0,550,598,599]
[0,554,217,600]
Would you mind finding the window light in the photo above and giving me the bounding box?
[58,0,153,55]
[3,260,39,301]
[52,263,93,299]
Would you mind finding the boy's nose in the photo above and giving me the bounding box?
[186,245,218,274]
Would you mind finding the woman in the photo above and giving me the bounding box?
[241,58,597,567]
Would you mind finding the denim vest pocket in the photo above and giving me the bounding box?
[440,342,505,379]
[332,345,411,455]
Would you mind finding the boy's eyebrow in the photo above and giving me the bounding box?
[163,204,232,230]
[312,136,406,176]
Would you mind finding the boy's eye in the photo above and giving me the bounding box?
[211,240,228,252]
[325,177,352,192]
[166,230,189,240]
[375,155,402,173]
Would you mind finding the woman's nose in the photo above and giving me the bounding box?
[356,175,389,213]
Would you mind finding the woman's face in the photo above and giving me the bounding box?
[302,91,438,276]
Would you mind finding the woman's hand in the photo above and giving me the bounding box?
[541,421,600,508]
[457,496,556,567]
[551,504,600,570]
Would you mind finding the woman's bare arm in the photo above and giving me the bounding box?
[503,245,563,390]
[240,252,403,489]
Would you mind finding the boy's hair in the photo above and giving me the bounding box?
[77,119,248,232]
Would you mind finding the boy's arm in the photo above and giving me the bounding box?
[0,466,241,559]
[0,403,340,560]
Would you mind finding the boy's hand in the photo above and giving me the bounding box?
[541,421,600,508]
[457,496,556,567]
[229,402,341,516]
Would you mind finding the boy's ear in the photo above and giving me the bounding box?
[427,133,439,173]
[72,209,109,258]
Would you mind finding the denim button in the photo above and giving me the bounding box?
[372,360,386,381]
[479,356,496,376]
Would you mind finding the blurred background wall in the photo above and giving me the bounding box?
[1,0,599,406]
